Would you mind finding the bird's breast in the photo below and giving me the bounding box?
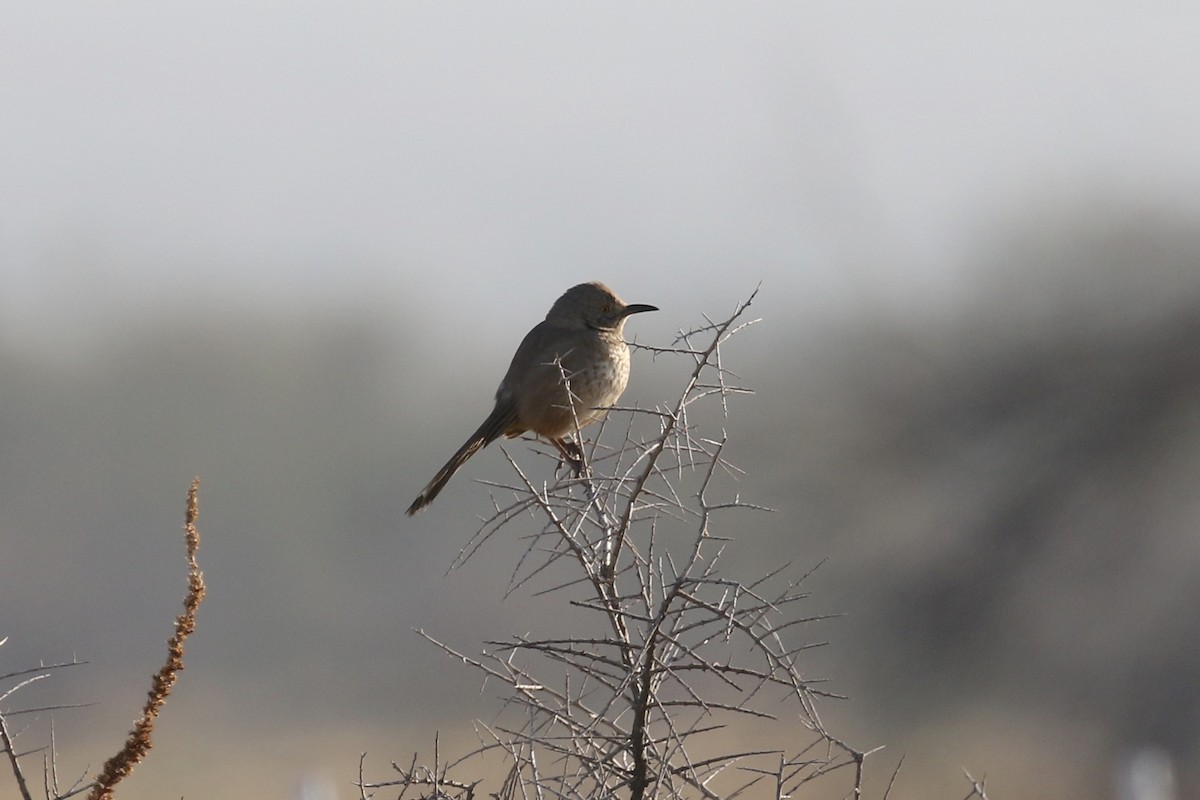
[514,334,632,438]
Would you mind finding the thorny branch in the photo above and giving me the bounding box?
[0,651,94,800]
[370,288,934,798]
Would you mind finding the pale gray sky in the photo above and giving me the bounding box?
[3,3,1199,348]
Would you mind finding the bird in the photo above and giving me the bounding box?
[406,281,657,515]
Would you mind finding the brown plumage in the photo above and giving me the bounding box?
[406,281,657,515]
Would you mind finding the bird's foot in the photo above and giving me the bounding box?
[553,438,586,477]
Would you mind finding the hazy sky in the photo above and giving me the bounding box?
[3,4,1199,349]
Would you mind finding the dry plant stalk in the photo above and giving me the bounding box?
[365,288,893,800]
[1,480,205,800]
[87,478,206,800]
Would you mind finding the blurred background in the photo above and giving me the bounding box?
[3,4,1199,799]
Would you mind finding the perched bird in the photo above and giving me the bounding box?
[406,281,657,515]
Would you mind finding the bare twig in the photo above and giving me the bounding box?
[0,705,35,800]
[2,641,92,800]
[961,769,990,800]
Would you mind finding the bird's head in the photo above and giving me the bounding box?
[546,281,658,331]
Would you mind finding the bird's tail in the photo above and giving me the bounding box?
[406,401,518,515]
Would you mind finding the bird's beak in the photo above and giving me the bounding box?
[622,303,659,317]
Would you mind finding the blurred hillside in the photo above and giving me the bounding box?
[2,201,1198,798]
